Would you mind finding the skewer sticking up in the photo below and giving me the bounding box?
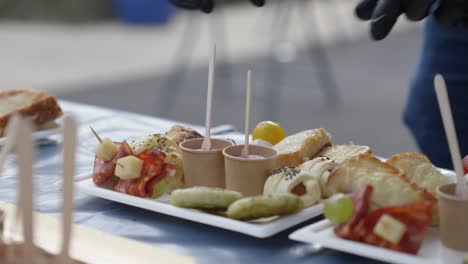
[201,43,216,151]
[16,118,35,263]
[242,70,252,158]
[60,116,77,263]
[89,126,103,144]
[434,74,468,199]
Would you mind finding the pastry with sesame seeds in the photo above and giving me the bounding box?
[264,166,321,207]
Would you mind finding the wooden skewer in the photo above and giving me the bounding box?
[201,43,216,151]
[434,74,468,199]
[242,70,252,158]
[60,116,77,263]
[16,118,34,263]
[89,126,103,144]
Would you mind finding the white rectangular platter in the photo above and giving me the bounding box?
[289,219,464,264]
[76,174,324,238]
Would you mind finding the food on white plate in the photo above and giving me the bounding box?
[316,144,372,163]
[323,193,354,224]
[92,138,119,161]
[226,194,303,221]
[299,157,339,197]
[165,124,203,145]
[273,128,332,167]
[114,156,144,180]
[251,139,273,147]
[264,166,321,207]
[0,89,63,137]
[464,254,468,264]
[92,139,178,199]
[386,152,452,196]
[252,121,286,145]
[326,153,436,210]
[331,185,432,255]
[130,134,184,189]
[171,187,243,210]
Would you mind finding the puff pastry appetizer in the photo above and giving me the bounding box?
[264,167,321,207]
[299,157,340,198]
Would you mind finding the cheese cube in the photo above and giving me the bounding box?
[93,138,118,161]
[115,156,143,180]
[373,214,407,244]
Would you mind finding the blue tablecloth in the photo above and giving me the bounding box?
[0,101,377,264]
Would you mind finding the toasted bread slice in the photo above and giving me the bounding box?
[0,90,63,136]
[386,152,452,197]
[326,153,435,209]
[316,144,372,163]
[273,128,332,167]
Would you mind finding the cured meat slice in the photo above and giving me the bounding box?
[354,201,432,254]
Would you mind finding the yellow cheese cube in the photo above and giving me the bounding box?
[373,214,407,244]
[115,156,143,180]
[93,138,118,161]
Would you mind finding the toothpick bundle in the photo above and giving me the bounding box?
[0,115,84,263]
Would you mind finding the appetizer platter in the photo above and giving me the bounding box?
[0,89,64,145]
[76,123,331,238]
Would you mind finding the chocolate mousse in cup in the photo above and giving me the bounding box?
[180,138,234,188]
[223,144,278,196]
[437,183,468,251]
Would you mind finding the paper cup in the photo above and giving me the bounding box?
[437,183,468,251]
[223,145,278,196]
[180,138,234,188]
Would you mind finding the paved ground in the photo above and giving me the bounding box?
[0,0,425,157]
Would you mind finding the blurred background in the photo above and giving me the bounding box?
[0,0,425,156]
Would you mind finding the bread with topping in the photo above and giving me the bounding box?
[273,128,332,167]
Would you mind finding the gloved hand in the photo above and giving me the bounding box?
[169,0,265,13]
[355,0,468,40]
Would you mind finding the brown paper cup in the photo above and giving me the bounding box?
[223,145,278,196]
[179,138,234,188]
[437,183,468,251]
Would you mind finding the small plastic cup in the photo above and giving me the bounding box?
[223,144,278,196]
[437,183,468,251]
[180,138,234,188]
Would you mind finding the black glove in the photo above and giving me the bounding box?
[169,0,264,14]
[355,0,468,40]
